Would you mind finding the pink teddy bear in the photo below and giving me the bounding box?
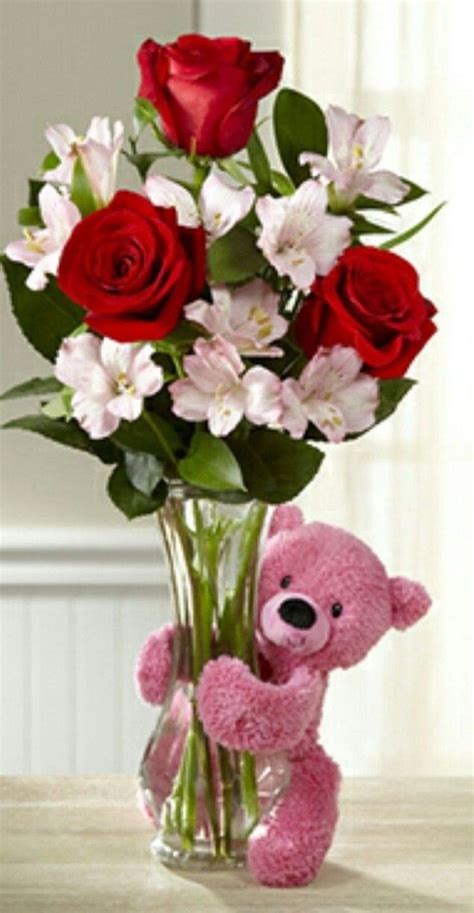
[136,505,431,888]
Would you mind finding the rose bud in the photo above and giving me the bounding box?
[137,33,283,158]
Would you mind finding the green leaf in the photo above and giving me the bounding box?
[270,170,295,196]
[375,378,417,424]
[122,149,171,180]
[1,256,84,362]
[112,411,181,461]
[40,150,60,173]
[1,414,120,464]
[218,158,250,185]
[70,156,97,216]
[41,388,74,420]
[178,431,246,492]
[273,88,327,186]
[247,129,272,191]
[208,226,265,284]
[124,452,164,496]
[17,206,43,227]
[133,97,175,149]
[397,179,428,205]
[352,195,398,214]
[351,214,395,237]
[231,429,324,503]
[380,202,446,250]
[134,97,159,130]
[348,378,417,440]
[0,376,62,401]
[108,463,167,519]
[153,319,202,353]
[28,179,45,207]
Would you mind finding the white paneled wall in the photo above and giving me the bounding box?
[0,530,168,775]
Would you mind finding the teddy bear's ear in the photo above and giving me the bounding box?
[268,505,304,538]
[390,576,431,630]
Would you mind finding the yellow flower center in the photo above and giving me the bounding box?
[352,143,365,171]
[248,306,272,341]
[23,229,45,254]
[116,371,135,395]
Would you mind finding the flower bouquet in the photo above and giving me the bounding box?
[1,33,441,867]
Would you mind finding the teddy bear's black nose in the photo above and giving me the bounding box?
[278,598,316,630]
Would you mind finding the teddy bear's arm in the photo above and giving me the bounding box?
[196,656,321,752]
[135,623,177,705]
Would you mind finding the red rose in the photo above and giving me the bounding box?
[137,33,283,158]
[57,190,206,343]
[295,246,437,379]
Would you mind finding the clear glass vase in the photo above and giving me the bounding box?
[138,486,289,869]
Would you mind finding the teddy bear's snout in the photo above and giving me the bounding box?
[260,591,331,654]
[278,598,316,630]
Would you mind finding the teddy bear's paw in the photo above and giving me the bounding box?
[248,821,326,887]
[135,623,175,705]
[196,656,254,747]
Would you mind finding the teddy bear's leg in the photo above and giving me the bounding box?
[247,744,340,888]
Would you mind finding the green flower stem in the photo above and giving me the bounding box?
[158,496,268,857]
[197,717,222,858]
[218,745,234,857]
[166,498,223,854]
[141,409,178,471]
[240,752,260,835]
[181,722,198,851]
[191,161,211,192]
[231,502,267,668]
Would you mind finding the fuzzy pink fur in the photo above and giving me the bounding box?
[248,745,340,887]
[136,505,431,888]
[196,657,325,752]
[135,622,175,705]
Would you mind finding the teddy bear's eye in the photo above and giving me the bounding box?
[331,602,343,618]
[280,575,292,589]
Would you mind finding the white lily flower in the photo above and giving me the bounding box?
[44,116,124,205]
[300,105,408,206]
[144,170,255,240]
[55,335,164,439]
[280,345,378,443]
[5,184,81,291]
[256,181,351,290]
[145,175,200,227]
[170,336,281,437]
[185,279,288,358]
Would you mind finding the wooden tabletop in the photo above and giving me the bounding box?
[0,777,472,912]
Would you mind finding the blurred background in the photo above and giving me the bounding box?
[0,0,472,778]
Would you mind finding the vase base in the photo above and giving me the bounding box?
[151,834,247,871]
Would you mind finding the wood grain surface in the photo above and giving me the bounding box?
[0,777,472,912]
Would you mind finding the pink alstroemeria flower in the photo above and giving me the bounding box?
[55,335,164,439]
[185,279,288,358]
[170,336,281,437]
[280,346,378,443]
[199,171,255,239]
[256,181,351,291]
[43,116,124,206]
[145,170,255,239]
[5,184,81,291]
[300,105,408,206]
